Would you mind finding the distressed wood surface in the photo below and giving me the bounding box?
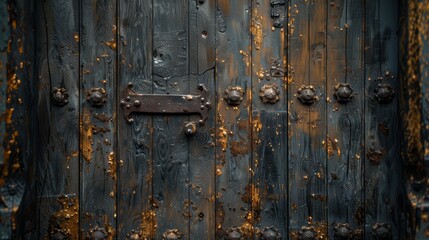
[250,0,288,238]
[80,0,117,237]
[326,0,365,237]
[364,0,404,239]
[188,0,216,238]
[152,0,190,238]
[215,0,253,238]
[0,0,415,238]
[117,0,154,239]
[34,0,80,239]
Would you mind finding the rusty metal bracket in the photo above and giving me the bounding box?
[120,83,212,126]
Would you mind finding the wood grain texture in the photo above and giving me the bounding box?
[188,0,216,238]
[364,0,405,239]
[152,0,190,238]
[326,0,365,235]
[288,0,311,233]
[215,0,253,238]
[117,0,154,238]
[80,0,117,237]
[34,0,80,238]
[250,0,287,237]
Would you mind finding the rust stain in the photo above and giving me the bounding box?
[106,151,116,179]
[230,138,249,156]
[378,121,390,136]
[251,8,263,50]
[104,39,117,50]
[45,195,79,239]
[81,110,93,162]
[140,209,157,238]
[323,137,340,158]
[367,148,386,165]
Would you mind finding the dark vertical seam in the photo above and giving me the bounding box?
[286,0,290,236]
[214,0,218,237]
[324,0,329,232]
[250,0,255,238]
[115,0,119,238]
[363,0,367,236]
[187,0,191,238]
[150,0,155,238]
[78,0,82,238]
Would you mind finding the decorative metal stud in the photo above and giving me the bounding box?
[297,85,318,105]
[86,226,108,240]
[298,226,317,240]
[374,83,395,104]
[126,230,142,240]
[372,223,391,240]
[259,226,281,240]
[334,223,352,240]
[271,0,286,28]
[334,83,355,103]
[87,88,107,107]
[50,229,70,240]
[353,228,364,239]
[225,227,243,240]
[184,122,197,136]
[224,86,244,106]
[260,83,280,104]
[162,229,183,240]
[52,87,69,106]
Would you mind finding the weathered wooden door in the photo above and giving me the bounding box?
[1,0,411,239]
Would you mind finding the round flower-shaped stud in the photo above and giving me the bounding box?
[298,226,317,240]
[52,87,69,106]
[126,230,142,240]
[162,229,182,240]
[260,83,280,104]
[86,87,107,107]
[334,83,355,103]
[334,223,352,240]
[224,86,244,106]
[86,226,108,240]
[374,83,394,104]
[297,85,318,105]
[225,227,243,240]
[372,223,391,240]
[50,228,69,240]
[259,226,281,240]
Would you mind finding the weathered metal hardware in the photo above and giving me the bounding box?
[334,83,355,103]
[270,0,286,28]
[87,88,107,107]
[121,83,211,125]
[52,87,69,106]
[374,83,395,104]
[259,226,281,239]
[333,223,352,240]
[372,223,391,240]
[86,226,108,240]
[260,83,280,104]
[225,227,242,240]
[298,226,317,240]
[270,58,285,77]
[297,85,318,105]
[224,86,244,106]
[184,121,197,135]
[50,229,69,240]
[162,229,182,240]
[126,230,142,240]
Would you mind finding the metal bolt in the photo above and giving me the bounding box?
[225,86,244,106]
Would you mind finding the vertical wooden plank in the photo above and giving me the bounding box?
[80,0,117,237]
[188,0,216,238]
[288,0,327,237]
[327,0,365,237]
[34,0,80,238]
[250,0,287,238]
[152,0,190,238]
[308,0,328,234]
[215,0,252,238]
[365,0,404,238]
[117,0,154,238]
[288,0,310,235]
